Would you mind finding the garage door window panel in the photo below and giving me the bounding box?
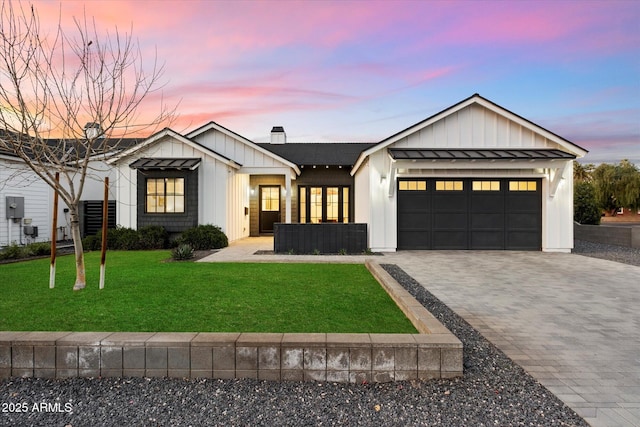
[436,181,463,191]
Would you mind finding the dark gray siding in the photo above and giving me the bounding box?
[137,169,198,234]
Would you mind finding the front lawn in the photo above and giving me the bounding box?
[0,251,417,333]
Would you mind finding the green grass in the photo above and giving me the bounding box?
[0,251,417,333]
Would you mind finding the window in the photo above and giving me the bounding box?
[326,187,339,222]
[146,178,185,213]
[310,187,323,223]
[299,186,350,223]
[436,181,463,191]
[399,180,427,191]
[299,190,306,223]
[472,181,500,191]
[261,187,280,211]
[509,181,537,191]
[342,187,349,223]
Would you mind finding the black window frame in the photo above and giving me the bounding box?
[144,177,186,214]
[298,185,350,223]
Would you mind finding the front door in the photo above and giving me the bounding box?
[259,186,280,234]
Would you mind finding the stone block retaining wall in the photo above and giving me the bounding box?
[574,222,640,248]
[0,331,462,382]
[0,262,463,383]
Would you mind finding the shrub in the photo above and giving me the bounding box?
[138,225,168,249]
[574,181,601,225]
[179,224,228,250]
[0,243,25,260]
[82,235,101,251]
[107,226,140,250]
[171,244,194,261]
[25,242,51,257]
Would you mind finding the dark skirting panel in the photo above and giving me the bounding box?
[274,223,368,254]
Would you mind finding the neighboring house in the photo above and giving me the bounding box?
[0,151,55,246]
[0,130,140,247]
[603,207,640,223]
[109,94,587,252]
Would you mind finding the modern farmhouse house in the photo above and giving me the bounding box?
[108,94,587,252]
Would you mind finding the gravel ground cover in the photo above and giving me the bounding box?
[573,239,640,266]
[0,263,589,427]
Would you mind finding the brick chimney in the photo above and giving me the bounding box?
[270,126,286,144]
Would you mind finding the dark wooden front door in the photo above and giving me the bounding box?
[260,186,280,234]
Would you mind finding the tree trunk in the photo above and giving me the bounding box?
[69,208,86,291]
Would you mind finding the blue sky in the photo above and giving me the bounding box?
[37,0,640,164]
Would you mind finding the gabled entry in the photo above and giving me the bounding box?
[259,185,281,234]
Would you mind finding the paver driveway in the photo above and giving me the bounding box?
[392,251,640,427]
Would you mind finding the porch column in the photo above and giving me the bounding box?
[285,172,292,223]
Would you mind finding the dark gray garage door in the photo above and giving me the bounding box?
[397,178,541,250]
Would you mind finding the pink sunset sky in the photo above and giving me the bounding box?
[32,0,640,164]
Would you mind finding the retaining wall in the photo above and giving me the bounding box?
[574,222,640,249]
[0,262,463,382]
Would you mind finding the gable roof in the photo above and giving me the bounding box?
[186,121,301,175]
[257,142,376,167]
[351,94,588,175]
[0,128,142,163]
[107,127,240,169]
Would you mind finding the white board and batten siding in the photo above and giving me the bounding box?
[357,102,580,253]
[0,158,52,246]
[393,104,558,150]
[192,127,291,170]
[114,135,239,240]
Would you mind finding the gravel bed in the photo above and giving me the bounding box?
[0,264,587,427]
[572,239,640,266]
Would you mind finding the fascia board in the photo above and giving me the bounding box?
[0,153,23,162]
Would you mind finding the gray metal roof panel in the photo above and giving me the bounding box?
[388,148,576,161]
[129,157,201,170]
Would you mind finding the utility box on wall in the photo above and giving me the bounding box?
[5,196,25,219]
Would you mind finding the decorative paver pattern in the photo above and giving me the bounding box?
[393,251,640,427]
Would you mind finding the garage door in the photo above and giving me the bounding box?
[397,178,541,250]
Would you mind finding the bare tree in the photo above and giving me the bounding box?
[0,1,173,290]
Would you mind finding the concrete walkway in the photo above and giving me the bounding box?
[198,236,381,263]
[201,238,640,427]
